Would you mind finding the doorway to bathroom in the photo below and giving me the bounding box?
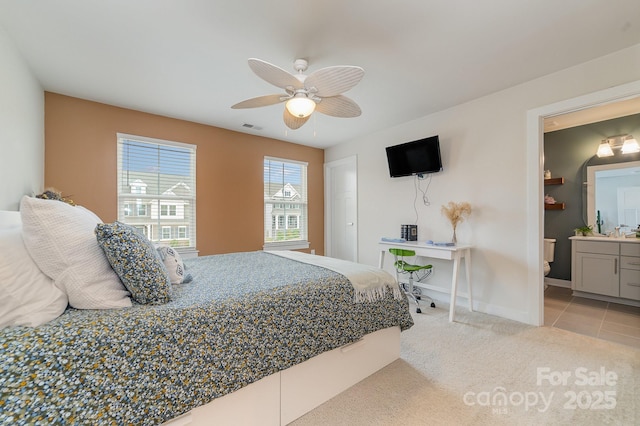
[530,82,640,348]
[542,113,640,285]
[526,79,640,328]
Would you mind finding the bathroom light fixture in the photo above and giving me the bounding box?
[285,95,316,118]
[596,140,614,157]
[621,135,640,154]
[596,134,639,157]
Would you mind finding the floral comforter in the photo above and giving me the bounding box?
[0,251,413,425]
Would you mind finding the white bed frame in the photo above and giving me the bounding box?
[163,326,400,426]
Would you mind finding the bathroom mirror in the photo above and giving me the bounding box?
[586,160,640,234]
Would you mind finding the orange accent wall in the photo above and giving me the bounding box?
[44,92,324,256]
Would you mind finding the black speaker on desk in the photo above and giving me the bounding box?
[401,225,417,241]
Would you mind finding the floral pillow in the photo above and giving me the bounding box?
[95,221,172,305]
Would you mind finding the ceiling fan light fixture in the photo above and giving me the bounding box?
[286,95,316,118]
[233,58,364,129]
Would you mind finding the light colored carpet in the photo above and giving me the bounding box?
[291,305,639,425]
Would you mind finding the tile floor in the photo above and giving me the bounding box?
[544,285,640,349]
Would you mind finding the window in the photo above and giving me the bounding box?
[177,226,187,239]
[133,225,148,237]
[161,226,172,240]
[117,134,196,252]
[288,215,298,229]
[124,202,148,217]
[136,203,147,217]
[130,180,147,194]
[160,204,177,217]
[264,157,309,250]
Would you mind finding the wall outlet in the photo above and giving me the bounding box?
[311,249,316,255]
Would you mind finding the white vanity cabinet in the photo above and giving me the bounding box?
[572,240,620,297]
[620,243,640,300]
[571,237,640,302]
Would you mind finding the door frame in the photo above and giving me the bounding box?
[526,79,640,326]
[324,155,358,261]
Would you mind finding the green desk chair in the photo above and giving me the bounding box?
[389,248,435,313]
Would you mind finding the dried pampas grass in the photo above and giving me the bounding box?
[441,201,471,243]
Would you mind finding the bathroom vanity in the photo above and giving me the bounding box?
[570,236,640,304]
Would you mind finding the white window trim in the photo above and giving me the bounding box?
[117,133,197,254]
[118,132,196,151]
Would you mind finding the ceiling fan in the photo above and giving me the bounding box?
[231,58,364,130]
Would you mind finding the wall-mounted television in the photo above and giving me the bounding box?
[385,135,442,178]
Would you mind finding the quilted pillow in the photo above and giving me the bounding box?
[0,219,68,328]
[156,245,192,284]
[19,196,132,309]
[95,221,172,304]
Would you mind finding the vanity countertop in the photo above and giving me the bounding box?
[569,235,640,243]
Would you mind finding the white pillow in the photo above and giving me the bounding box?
[19,196,132,309]
[0,224,68,328]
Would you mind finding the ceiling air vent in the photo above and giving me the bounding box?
[242,123,263,130]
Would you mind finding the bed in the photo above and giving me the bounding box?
[0,202,413,425]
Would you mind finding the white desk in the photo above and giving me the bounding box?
[378,240,473,322]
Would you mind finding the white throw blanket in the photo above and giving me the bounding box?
[269,250,402,303]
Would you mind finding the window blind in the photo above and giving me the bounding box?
[117,134,196,251]
[264,157,308,249]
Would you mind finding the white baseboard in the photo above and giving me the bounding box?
[544,277,571,288]
[471,299,530,324]
[413,283,530,324]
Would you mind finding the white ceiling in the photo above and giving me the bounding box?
[1,0,639,149]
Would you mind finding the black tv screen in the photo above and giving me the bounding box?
[385,135,442,177]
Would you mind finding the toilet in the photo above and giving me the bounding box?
[543,238,556,276]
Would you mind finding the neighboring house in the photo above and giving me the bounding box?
[120,174,193,248]
[264,182,303,242]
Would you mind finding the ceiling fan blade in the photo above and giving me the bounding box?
[305,66,364,97]
[231,94,285,109]
[315,95,362,118]
[283,108,311,129]
[248,58,303,90]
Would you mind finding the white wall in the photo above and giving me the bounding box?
[326,43,640,324]
[0,26,44,210]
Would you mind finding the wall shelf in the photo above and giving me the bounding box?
[545,203,565,210]
[544,177,565,210]
[544,177,565,185]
